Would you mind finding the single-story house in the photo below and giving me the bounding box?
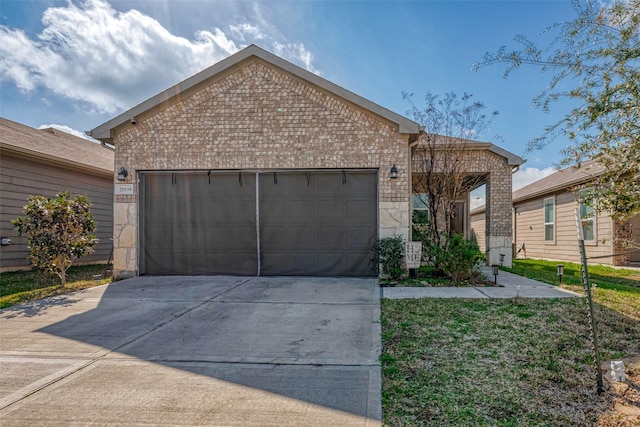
[88,44,523,279]
[0,118,114,272]
[471,159,640,266]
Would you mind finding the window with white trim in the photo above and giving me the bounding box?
[544,196,555,242]
[579,189,596,241]
[412,193,430,225]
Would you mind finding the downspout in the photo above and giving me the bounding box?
[511,164,521,257]
[407,128,424,241]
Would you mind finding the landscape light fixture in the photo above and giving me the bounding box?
[557,264,565,284]
[390,164,398,179]
[117,167,128,181]
[499,253,505,267]
[491,264,499,285]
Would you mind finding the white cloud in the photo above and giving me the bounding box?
[273,41,320,75]
[0,0,319,114]
[229,22,265,42]
[512,166,556,190]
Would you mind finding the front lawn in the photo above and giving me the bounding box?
[0,264,110,309]
[381,260,640,426]
[507,259,640,323]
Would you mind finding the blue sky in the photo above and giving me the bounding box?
[1,0,579,192]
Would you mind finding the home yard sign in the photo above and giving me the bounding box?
[405,241,422,269]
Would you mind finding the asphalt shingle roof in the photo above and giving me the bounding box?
[0,117,114,176]
[512,159,605,203]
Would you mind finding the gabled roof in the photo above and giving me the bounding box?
[88,44,421,142]
[513,159,605,203]
[416,133,525,167]
[0,118,114,177]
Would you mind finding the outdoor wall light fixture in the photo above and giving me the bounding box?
[1,237,11,246]
[390,164,398,179]
[499,253,505,267]
[117,167,128,181]
[557,264,565,283]
[491,264,499,285]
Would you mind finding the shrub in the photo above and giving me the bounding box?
[11,192,97,286]
[427,233,485,282]
[371,236,406,281]
[412,210,485,281]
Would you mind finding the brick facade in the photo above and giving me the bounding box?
[111,58,411,277]
[98,46,521,277]
[411,143,516,267]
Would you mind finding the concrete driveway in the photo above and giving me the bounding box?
[0,276,381,426]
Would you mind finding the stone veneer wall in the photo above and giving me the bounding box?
[112,59,411,278]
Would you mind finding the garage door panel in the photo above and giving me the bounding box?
[348,227,376,247]
[140,173,257,275]
[287,227,318,247]
[288,200,316,222]
[261,227,318,250]
[347,200,374,219]
[317,227,348,248]
[259,171,377,277]
[315,174,344,194]
[316,253,347,275]
[317,201,347,222]
[141,170,376,277]
[288,174,315,193]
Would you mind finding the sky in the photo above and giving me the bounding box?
[0,0,579,199]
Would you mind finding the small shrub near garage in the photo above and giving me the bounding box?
[371,236,406,282]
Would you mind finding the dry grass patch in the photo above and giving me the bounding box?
[381,297,640,426]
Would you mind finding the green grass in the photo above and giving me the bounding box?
[381,259,640,426]
[506,259,640,322]
[0,265,110,309]
[506,259,640,290]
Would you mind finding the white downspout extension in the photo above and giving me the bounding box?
[408,133,422,241]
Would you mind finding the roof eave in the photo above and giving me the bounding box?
[87,45,421,142]
[513,177,595,203]
[486,143,525,167]
[0,144,113,178]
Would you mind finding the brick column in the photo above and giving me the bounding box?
[485,164,514,267]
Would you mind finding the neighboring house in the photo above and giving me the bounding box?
[0,118,115,272]
[471,159,640,266]
[88,45,522,279]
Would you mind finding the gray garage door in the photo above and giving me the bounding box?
[139,170,377,276]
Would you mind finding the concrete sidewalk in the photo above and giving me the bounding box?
[382,266,582,299]
[0,276,382,426]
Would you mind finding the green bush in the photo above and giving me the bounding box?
[428,233,485,282]
[11,192,97,286]
[371,236,406,281]
[413,210,485,283]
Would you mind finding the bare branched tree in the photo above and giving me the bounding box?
[405,92,498,249]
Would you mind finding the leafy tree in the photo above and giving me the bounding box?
[475,0,640,219]
[11,192,97,285]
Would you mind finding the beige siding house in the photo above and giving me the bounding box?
[472,160,640,266]
[0,118,114,272]
[88,45,522,279]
